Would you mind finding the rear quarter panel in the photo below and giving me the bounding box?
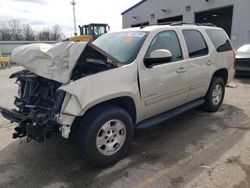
[203,28,235,85]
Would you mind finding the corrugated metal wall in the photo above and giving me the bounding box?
[122,0,250,48]
[0,41,58,56]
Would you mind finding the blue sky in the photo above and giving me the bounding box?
[0,0,139,37]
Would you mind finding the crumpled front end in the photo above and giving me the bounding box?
[11,41,88,84]
[0,41,119,142]
[0,70,65,142]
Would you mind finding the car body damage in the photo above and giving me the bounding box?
[0,41,122,142]
[11,42,87,84]
[58,62,140,126]
[0,25,236,166]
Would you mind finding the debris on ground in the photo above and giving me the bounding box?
[226,83,237,88]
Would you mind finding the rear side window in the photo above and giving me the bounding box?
[182,30,208,58]
[206,29,233,52]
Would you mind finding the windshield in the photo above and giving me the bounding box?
[93,31,147,64]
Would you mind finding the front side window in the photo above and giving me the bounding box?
[146,30,183,62]
[182,30,208,58]
[93,31,147,64]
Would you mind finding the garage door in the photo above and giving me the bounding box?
[158,15,183,25]
[248,31,250,43]
[195,6,233,37]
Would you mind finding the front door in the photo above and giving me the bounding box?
[139,30,190,118]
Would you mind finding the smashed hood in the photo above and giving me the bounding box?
[11,42,88,84]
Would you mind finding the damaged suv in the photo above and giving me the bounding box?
[0,24,235,166]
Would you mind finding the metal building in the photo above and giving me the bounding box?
[121,0,250,48]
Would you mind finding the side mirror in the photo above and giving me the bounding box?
[144,49,172,68]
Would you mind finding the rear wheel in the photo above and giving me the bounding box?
[78,105,134,166]
[203,77,225,112]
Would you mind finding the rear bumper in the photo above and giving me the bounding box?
[235,67,250,76]
[235,58,250,76]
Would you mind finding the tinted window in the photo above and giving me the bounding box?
[206,29,233,52]
[146,31,183,62]
[183,30,208,58]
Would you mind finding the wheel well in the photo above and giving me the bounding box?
[87,97,137,124]
[70,96,137,134]
[104,97,136,123]
[213,69,228,84]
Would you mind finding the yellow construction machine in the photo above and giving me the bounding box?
[66,23,110,42]
[0,56,11,69]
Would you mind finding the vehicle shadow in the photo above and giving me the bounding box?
[0,104,249,188]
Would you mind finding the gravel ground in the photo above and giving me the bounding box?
[0,67,250,188]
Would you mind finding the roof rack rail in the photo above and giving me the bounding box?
[196,23,216,27]
[170,21,216,27]
[170,21,185,26]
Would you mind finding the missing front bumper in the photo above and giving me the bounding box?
[0,106,26,123]
[0,106,60,142]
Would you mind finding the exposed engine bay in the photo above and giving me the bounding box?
[7,70,64,142]
[71,44,117,80]
[0,42,118,142]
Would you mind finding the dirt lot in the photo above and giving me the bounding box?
[0,67,250,188]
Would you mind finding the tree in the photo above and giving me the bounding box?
[37,25,64,41]
[37,28,51,41]
[50,24,64,40]
[22,24,35,41]
[7,19,23,40]
[0,19,64,41]
[0,22,12,41]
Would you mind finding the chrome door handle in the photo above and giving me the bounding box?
[177,67,186,73]
[206,60,213,65]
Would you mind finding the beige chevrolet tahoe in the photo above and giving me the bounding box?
[0,23,235,166]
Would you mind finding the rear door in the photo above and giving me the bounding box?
[181,29,211,100]
[138,30,190,118]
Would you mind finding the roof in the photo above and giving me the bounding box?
[113,23,221,33]
[121,0,147,15]
[80,23,109,26]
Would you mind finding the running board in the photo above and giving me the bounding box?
[136,99,205,130]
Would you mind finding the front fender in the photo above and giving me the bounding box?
[58,62,141,125]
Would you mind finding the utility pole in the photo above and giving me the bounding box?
[71,0,77,36]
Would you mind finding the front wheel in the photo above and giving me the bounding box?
[78,105,134,166]
[203,77,225,112]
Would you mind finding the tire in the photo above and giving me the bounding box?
[78,104,134,166]
[203,77,225,112]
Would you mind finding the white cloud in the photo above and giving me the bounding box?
[0,0,140,37]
